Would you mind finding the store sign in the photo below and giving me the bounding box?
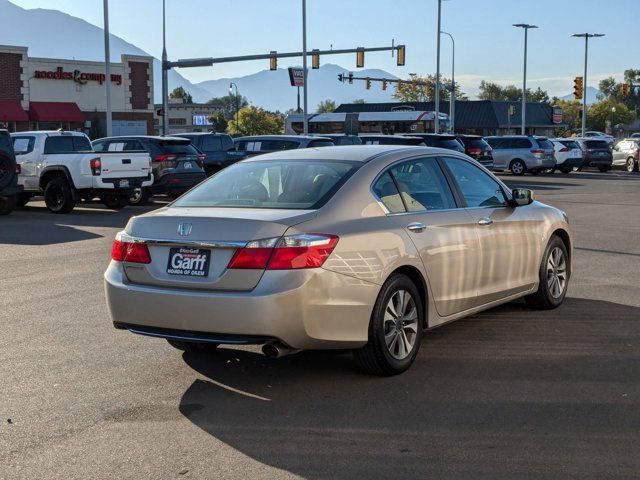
[288,67,304,87]
[33,67,122,85]
[552,106,563,124]
[193,115,212,126]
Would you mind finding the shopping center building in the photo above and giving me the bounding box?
[0,45,154,137]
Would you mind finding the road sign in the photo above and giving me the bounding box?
[288,67,305,87]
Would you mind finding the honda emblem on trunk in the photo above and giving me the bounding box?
[177,223,193,236]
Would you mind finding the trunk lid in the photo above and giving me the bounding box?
[121,207,316,291]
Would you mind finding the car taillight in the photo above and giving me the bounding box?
[531,148,544,155]
[227,234,339,270]
[155,154,178,169]
[197,154,206,168]
[90,157,101,176]
[15,164,21,174]
[467,147,482,156]
[111,239,151,264]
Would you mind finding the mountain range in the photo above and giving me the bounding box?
[0,0,397,111]
[559,86,601,105]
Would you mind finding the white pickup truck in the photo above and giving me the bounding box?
[11,131,153,213]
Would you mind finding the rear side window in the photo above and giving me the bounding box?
[262,140,299,151]
[387,158,456,211]
[44,135,92,154]
[372,172,405,213]
[158,142,199,156]
[174,160,359,209]
[559,140,579,149]
[536,139,554,150]
[485,138,502,148]
[12,136,35,155]
[201,135,223,152]
[508,138,533,149]
[307,140,334,148]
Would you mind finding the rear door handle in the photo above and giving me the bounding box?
[407,222,426,233]
[478,217,493,226]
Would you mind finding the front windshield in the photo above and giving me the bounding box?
[173,159,360,209]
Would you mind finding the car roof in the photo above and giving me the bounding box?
[94,135,189,142]
[241,144,456,163]
[12,130,86,136]
[234,135,328,141]
[173,132,228,137]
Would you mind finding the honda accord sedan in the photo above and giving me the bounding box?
[105,145,572,375]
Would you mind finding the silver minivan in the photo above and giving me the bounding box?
[485,135,556,175]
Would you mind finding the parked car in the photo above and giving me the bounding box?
[550,138,583,173]
[0,129,22,215]
[316,134,362,146]
[173,132,247,176]
[630,133,640,140]
[612,138,640,172]
[456,135,494,169]
[360,134,426,146]
[92,136,206,205]
[403,133,465,153]
[234,135,334,157]
[584,131,614,145]
[105,145,572,376]
[12,131,152,213]
[485,135,556,175]
[573,139,613,172]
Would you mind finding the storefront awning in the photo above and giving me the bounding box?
[0,100,29,122]
[29,102,84,122]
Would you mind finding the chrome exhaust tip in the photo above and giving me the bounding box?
[262,343,300,358]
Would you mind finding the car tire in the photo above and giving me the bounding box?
[598,167,611,173]
[353,273,423,376]
[509,159,526,176]
[530,169,540,175]
[16,194,32,207]
[0,154,16,190]
[128,187,150,206]
[525,235,570,310]
[626,157,639,173]
[166,339,219,352]
[0,195,17,215]
[44,177,76,214]
[560,167,572,174]
[102,195,128,210]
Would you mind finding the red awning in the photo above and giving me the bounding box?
[0,100,29,122]
[29,102,84,122]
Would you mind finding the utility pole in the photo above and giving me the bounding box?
[434,0,442,133]
[161,0,169,136]
[441,31,454,131]
[572,33,605,137]
[302,0,309,134]
[103,0,112,136]
[513,24,537,136]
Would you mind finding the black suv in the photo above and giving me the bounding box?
[93,136,206,205]
[174,132,247,176]
[456,135,494,169]
[0,129,22,215]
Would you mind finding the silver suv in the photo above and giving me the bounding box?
[485,135,556,175]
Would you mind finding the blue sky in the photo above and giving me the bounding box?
[11,0,639,98]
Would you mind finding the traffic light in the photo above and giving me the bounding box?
[621,83,630,96]
[382,78,387,91]
[396,45,406,66]
[356,48,365,68]
[365,77,371,90]
[338,73,344,83]
[269,51,277,71]
[573,76,584,100]
[311,49,320,69]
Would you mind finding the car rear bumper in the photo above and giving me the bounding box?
[149,172,206,193]
[104,262,378,350]
[556,158,583,168]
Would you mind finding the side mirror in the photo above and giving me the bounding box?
[511,188,534,207]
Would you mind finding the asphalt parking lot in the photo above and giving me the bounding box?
[2,171,639,479]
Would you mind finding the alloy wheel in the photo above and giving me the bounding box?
[383,289,418,360]
[46,184,64,209]
[627,158,636,173]
[546,247,567,298]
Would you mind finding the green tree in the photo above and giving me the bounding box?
[554,99,583,132]
[393,74,467,102]
[598,69,640,115]
[206,94,249,120]
[227,106,284,136]
[587,99,635,132]
[316,99,337,113]
[352,98,367,104]
[207,110,228,132]
[169,86,193,103]
[477,81,549,102]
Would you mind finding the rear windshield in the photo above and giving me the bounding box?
[43,135,93,154]
[459,137,488,148]
[173,160,360,209]
[433,138,464,150]
[158,142,199,156]
[536,139,554,150]
[559,140,579,149]
[584,140,609,149]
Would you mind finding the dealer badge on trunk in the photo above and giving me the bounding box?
[177,222,192,236]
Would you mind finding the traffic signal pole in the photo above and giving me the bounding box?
[301,0,309,134]
[582,35,588,137]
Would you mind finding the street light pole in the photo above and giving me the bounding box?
[441,31,454,131]
[103,0,112,136]
[302,0,309,134]
[513,24,538,136]
[161,0,168,136]
[434,0,442,134]
[229,82,239,131]
[572,33,605,137]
